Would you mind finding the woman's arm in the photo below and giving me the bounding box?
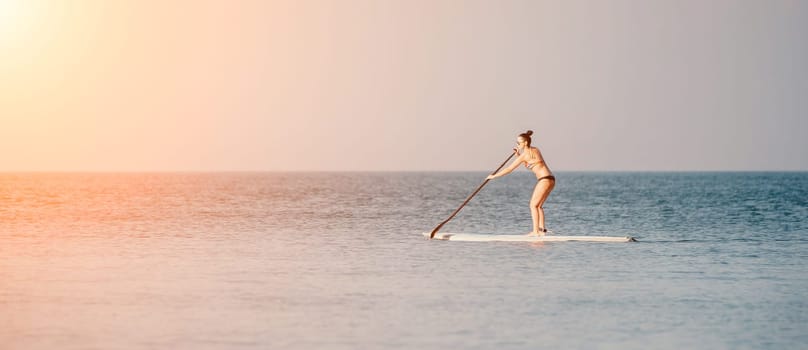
[486,152,524,180]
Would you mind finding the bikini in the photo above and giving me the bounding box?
[525,150,555,234]
[537,175,556,182]
[525,151,555,182]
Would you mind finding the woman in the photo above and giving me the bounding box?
[486,130,555,236]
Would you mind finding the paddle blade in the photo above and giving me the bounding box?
[428,222,446,239]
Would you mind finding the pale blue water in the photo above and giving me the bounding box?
[1,172,807,349]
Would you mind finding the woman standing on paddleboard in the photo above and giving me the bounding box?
[486,130,555,236]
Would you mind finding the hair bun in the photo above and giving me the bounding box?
[525,130,533,136]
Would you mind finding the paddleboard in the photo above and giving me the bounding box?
[423,232,636,242]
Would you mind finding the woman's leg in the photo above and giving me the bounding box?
[529,178,555,234]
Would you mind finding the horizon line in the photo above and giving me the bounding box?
[2,169,807,173]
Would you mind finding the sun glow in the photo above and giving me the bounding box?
[0,0,43,76]
[0,0,29,46]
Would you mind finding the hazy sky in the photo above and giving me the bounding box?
[2,0,806,171]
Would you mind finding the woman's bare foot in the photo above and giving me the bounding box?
[525,228,548,236]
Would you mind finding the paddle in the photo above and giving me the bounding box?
[429,151,517,239]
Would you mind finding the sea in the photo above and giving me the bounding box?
[1,172,806,350]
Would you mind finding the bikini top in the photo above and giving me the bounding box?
[524,148,541,169]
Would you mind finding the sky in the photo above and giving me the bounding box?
[1,0,806,171]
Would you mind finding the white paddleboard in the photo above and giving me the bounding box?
[423,232,636,242]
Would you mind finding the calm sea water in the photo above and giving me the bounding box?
[1,172,807,350]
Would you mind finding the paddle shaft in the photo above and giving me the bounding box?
[429,152,516,239]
